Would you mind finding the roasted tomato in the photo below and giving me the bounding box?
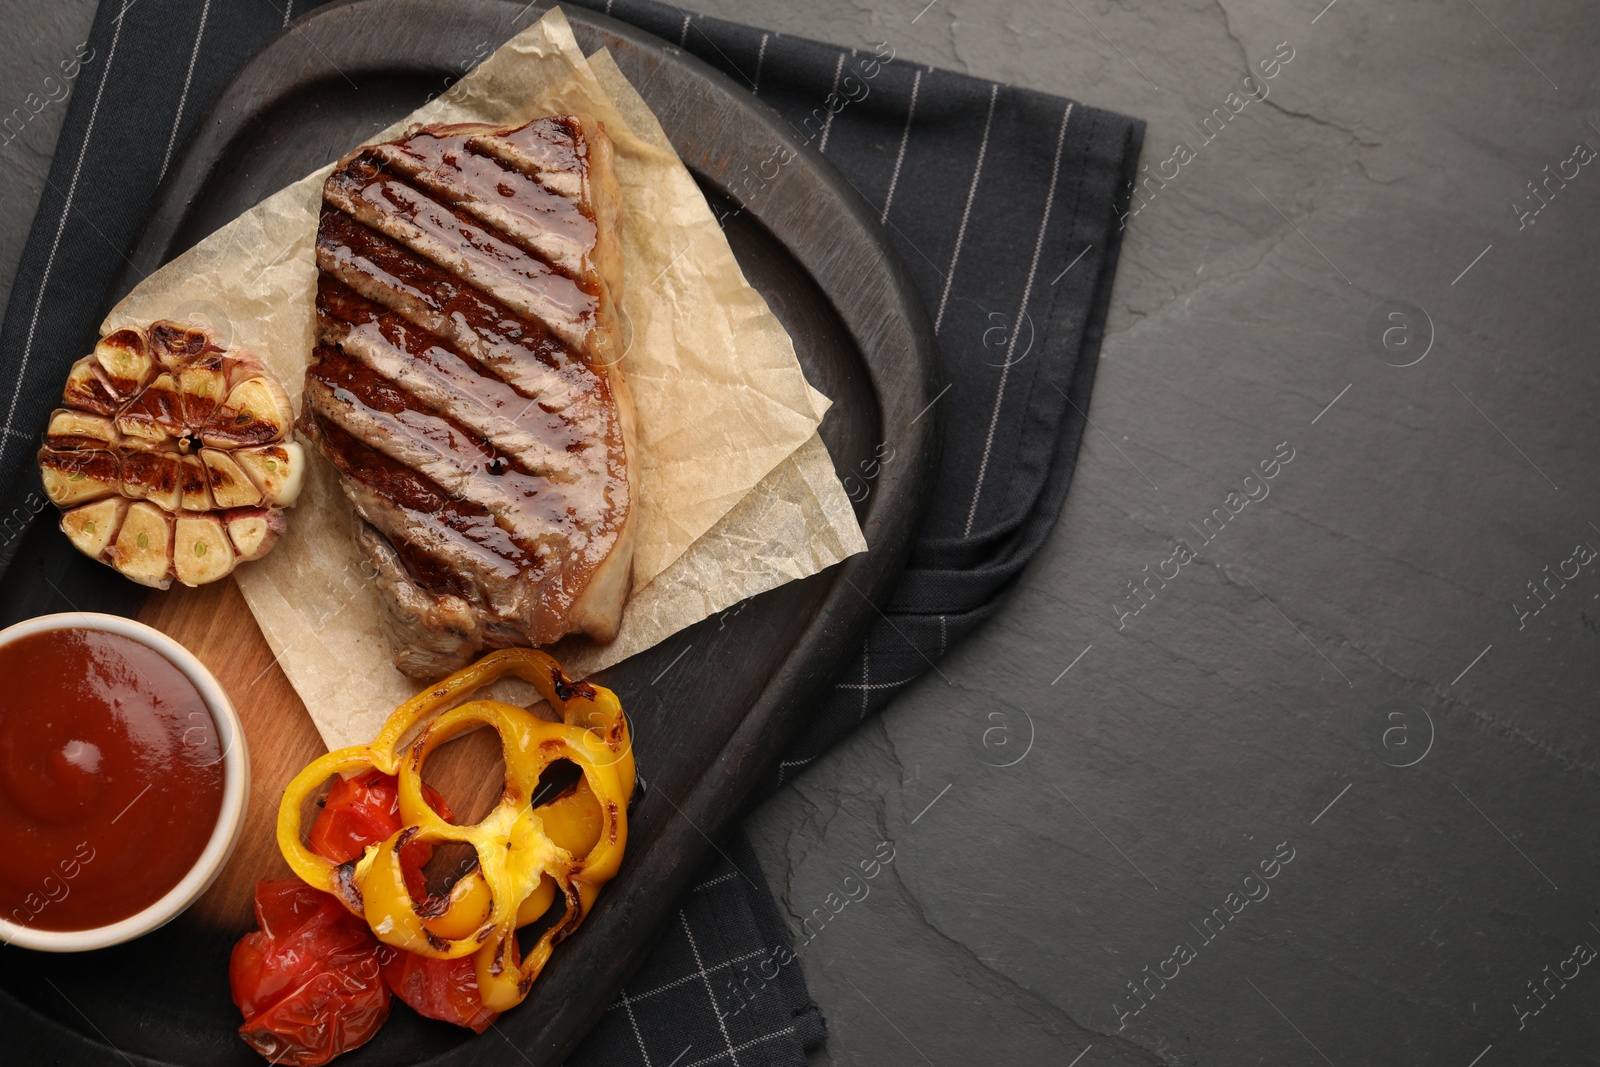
[235,771,494,1061]
[309,770,497,1032]
[230,879,390,1066]
[308,769,453,898]
[378,946,499,1033]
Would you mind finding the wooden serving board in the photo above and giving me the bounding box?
[137,578,512,932]
[0,2,940,1064]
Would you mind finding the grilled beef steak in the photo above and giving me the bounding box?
[302,115,636,677]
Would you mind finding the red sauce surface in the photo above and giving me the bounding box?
[0,628,225,932]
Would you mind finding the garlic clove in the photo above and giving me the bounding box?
[224,507,286,561]
[116,370,185,443]
[200,448,263,509]
[45,408,118,452]
[60,497,129,560]
[93,328,156,400]
[62,357,123,417]
[178,356,229,432]
[39,449,121,507]
[120,450,184,512]
[108,502,175,589]
[179,454,214,512]
[202,376,294,449]
[234,441,304,506]
[148,320,213,368]
[174,513,236,586]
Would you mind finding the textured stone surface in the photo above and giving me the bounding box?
[5,2,1599,1065]
[707,3,1600,1066]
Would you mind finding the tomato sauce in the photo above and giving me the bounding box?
[0,628,224,932]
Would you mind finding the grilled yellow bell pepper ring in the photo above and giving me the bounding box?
[275,649,635,1013]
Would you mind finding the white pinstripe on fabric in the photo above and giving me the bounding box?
[834,679,913,691]
[2,0,133,445]
[680,910,743,1067]
[752,32,769,94]
[775,757,813,785]
[880,68,922,223]
[932,81,999,333]
[693,870,739,892]
[817,51,847,154]
[617,984,657,1067]
[963,101,1074,536]
[157,0,213,181]
[606,949,765,1008]
[680,1030,796,1067]
[857,644,869,721]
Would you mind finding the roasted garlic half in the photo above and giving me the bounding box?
[37,320,304,589]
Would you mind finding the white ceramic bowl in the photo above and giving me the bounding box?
[0,612,250,952]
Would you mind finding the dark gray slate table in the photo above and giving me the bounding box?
[4,2,1596,1065]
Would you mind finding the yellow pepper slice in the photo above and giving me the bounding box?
[275,649,634,1014]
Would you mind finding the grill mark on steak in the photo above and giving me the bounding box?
[315,213,586,411]
[304,358,592,546]
[322,165,593,347]
[316,278,587,482]
[366,137,593,276]
[310,417,525,600]
[305,115,634,667]
[469,126,587,199]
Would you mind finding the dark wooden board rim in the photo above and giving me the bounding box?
[0,1,942,1063]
